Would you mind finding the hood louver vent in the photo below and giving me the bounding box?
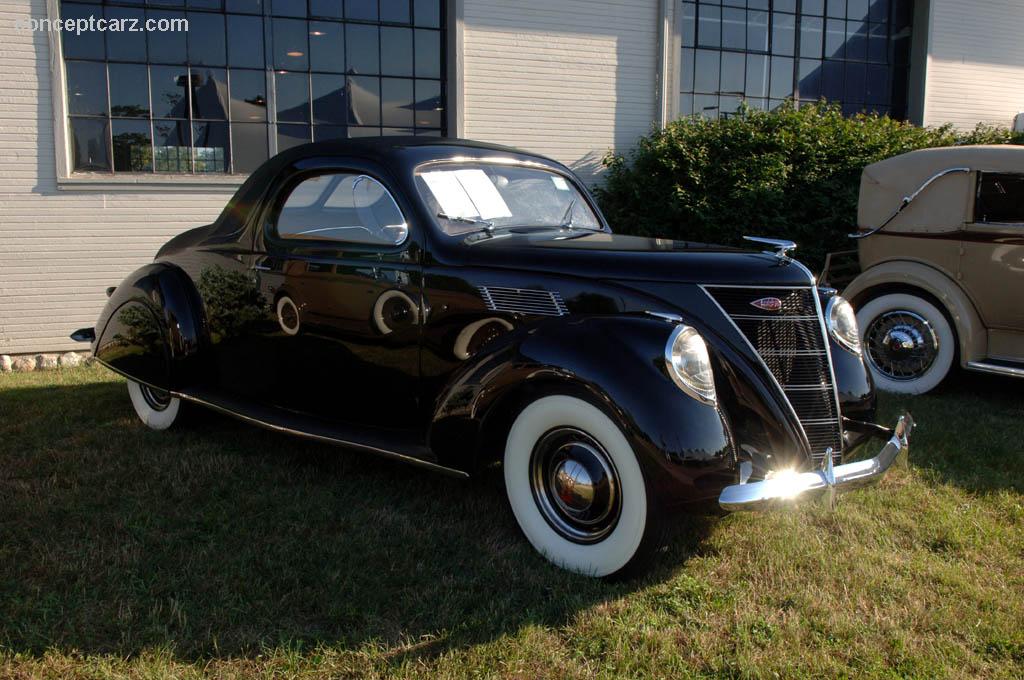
[478,286,568,317]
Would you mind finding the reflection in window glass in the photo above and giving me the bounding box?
[414,0,441,28]
[105,6,146,61]
[274,18,309,70]
[193,121,229,173]
[772,12,795,55]
[278,123,311,151]
[722,7,745,50]
[154,119,192,172]
[414,79,442,128]
[799,59,822,99]
[70,118,110,172]
[147,10,187,63]
[231,123,269,172]
[382,78,415,127]
[310,21,345,72]
[187,12,227,66]
[150,66,191,119]
[276,71,311,122]
[227,14,265,68]
[278,173,407,245]
[229,69,268,121]
[698,4,721,48]
[315,125,348,141]
[721,52,744,95]
[346,24,380,74]
[62,3,104,60]
[67,61,108,116]
[382,27,414,77]
[59,0,445,174]
[745,54,768,97]
[747,10,768,52]
[800,16,823,59]
[348,75,381,125]
[694,50,719,93]
[414,29,441,78]
[112,120,153,172]
[109,64,150,118]
[769,56,793,99]
[312,74,347,124]
[381,0,411,24]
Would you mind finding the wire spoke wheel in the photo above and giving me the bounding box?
[864,310,940,380]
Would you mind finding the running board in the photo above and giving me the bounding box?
[173,388,470,480]
[966,360,1024,378]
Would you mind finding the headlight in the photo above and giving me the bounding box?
[826,295,861,354]
[664,325,717,404]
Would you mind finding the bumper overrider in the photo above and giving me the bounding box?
[719,413,914,512]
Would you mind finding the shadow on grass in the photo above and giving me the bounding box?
[0,377,711,664]
[876,367,1024,496]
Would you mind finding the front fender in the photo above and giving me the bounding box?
[430,315,736,506]
[93,263,207,390]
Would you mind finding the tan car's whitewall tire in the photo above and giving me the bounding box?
[504,395,654,578]
[856,293,955,394]
[127,380,182,430]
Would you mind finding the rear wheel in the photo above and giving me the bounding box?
[503,395,660,578]
[127,380,182,430]
[856,292,955,394]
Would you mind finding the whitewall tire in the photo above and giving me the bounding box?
[504,395,656,578]
[127,380,182,430]
[856,292,956,394]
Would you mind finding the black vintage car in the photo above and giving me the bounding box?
[74,138,913,577]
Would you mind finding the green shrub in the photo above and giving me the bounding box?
[594,102,1024,271]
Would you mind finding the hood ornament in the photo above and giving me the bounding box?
[743,236,797,259]
[750,297,783,313]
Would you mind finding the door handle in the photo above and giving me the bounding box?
[250,264,271,272]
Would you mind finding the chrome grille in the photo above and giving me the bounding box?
[704,286,843,463]
[478,286,568,317]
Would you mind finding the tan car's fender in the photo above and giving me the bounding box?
[843,259,986,366]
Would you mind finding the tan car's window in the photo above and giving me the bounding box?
[975,173,1024,224]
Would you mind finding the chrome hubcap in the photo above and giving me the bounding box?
[140,383,172,411]
[529,428,621,544]
[865,310,940,380]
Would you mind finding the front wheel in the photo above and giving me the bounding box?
[503,395,660,578]
[127,380,183,430]
[856,293,956,394]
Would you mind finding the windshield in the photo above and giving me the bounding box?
[414,162,603,236]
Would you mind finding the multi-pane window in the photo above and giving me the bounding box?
[61,0,445,176]
[680,0,913,119]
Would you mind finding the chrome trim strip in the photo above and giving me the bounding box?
[729,314,820,321]
[172,392,471,479]
[966,361,1024,378]
[720,414,913,511]
[790,260,845,460]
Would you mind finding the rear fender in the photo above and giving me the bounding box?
[429,315,737,506]
[93,263,206,390]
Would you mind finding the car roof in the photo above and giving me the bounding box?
[858,145,1024,232]
[210,137,561,238]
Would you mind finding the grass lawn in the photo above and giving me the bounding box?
[0,365,1021,679]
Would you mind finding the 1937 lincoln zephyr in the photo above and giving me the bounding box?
[73,138,913,577]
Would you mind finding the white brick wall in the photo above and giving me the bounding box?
[923,0,1024,129]
[0,0,237,355]
[461,0,660,184]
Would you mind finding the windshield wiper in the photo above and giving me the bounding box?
[559,198,577,230]
[437,212,495,237]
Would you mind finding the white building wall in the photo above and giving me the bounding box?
[461,0,660,183]
[0,0,240,355]
[922,0,1024,129]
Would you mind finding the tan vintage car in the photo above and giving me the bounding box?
[832,145,1024,394]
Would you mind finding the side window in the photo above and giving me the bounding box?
[975,172,1024,224]
[276,173,409,246]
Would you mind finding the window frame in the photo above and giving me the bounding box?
[46,0,458,189]
[266,167,412,250]
[974,171,1024,226]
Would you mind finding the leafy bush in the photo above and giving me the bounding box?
[594,103,1024,270]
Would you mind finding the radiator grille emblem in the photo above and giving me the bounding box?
[750,296,783,312]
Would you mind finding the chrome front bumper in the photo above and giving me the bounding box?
[719,413,914,512]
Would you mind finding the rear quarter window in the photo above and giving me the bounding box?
[975,172,1024,223]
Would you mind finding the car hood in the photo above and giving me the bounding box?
[456,231,815,286]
